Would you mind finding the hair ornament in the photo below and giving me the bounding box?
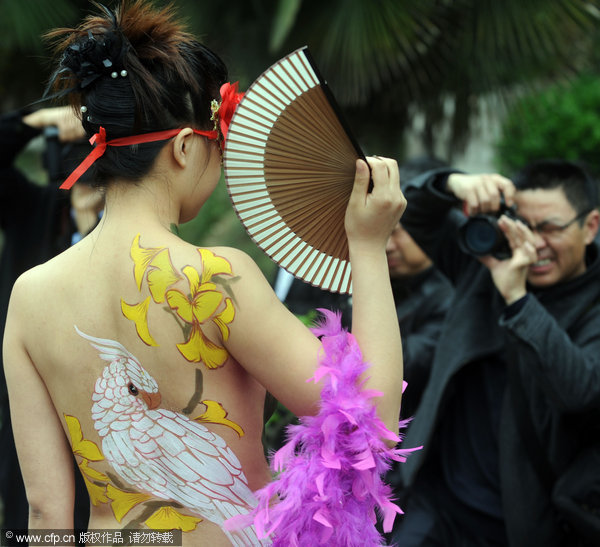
[59,29,124,90]
[59,126,219,190]
[210,82,244,145]
[59,80,243,190]
[46,3,130,96]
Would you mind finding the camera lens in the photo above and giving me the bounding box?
[464,218,499,255]
[459,215,511,259]
[457,198,514,260]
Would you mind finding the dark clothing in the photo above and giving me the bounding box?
[276,269,352,327]
[396,464,509,547]
[0,113,74,367]
[441,356,506,520]
[392,267,453,419]
[0,111,89,536]
[394,169,600,547]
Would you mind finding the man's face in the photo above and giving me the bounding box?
[514,187,599,287]
[386,223,432,277]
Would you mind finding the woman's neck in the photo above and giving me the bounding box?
[101,176,181,232]
[70,184,105,236]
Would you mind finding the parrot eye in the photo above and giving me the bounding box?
[128,383,139,396]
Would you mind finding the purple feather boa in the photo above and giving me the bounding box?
[225,309,420,546]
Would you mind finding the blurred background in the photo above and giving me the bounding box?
[2,0,600,280]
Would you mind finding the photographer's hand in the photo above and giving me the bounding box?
[479,216,537,304]
[446,173,515,215]
[23,106,85,142]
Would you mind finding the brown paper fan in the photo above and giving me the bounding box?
[223,46,365,295]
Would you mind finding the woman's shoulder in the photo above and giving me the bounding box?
[10,254,65,301]
[172,242,266,282]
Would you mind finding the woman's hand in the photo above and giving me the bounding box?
[345,157,406,252]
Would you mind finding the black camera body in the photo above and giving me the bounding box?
[43,126,91,185]
[457,200,518,259]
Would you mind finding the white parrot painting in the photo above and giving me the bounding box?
[75,326,269,546]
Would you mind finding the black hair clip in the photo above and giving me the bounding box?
[41,4,129,103]
[61,30,123,89]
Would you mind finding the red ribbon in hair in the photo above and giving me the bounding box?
[60,81,244,190]
[59,127,218,190]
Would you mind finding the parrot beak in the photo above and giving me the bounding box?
[140,390,162,410]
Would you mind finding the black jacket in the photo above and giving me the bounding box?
[392,267,453,419]
[0,112,73,362]
[0,111,84,536]
[399,169,600,547]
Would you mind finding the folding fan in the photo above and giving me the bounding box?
[223,46,365,295]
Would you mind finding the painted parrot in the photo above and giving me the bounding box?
[75,326,269,546]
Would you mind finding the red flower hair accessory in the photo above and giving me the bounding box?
[210,82,244,146]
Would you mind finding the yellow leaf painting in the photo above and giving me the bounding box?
[106,484,152,522]
[125,235,235,368]
[145,506,202,532]
[64,414,104,461]
[165,289,195,324]
[183,264,202,296]
[131,234,161,290]
[121,297,158,346]
[176,327,228,368]
[147,249,181,303]
[194,400,244,437]
[191,288,223,324]
[198,248,233,284]
[213,298,235,341]
[79,459,110,482]
[83,475,109,506]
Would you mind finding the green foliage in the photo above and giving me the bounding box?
[3,0,600,157]
[274,0,600,158]
[496,75,600,175]
[270,0,302,53]
[263,401,298,455]
[0,0,78,51]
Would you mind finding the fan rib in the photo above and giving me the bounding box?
[224,47,359,293]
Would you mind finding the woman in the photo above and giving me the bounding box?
[3,1,406,544]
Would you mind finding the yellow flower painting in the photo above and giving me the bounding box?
[123,235,236,368]
[166,263,234,367]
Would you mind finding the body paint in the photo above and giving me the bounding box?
[122,234,236,368]
[67,327,256,541]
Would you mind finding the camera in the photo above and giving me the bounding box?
[43,126,91,185]
[457,199,518,259]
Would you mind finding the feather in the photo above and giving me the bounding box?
[225,308,421,546]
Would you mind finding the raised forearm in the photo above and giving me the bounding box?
[350,243,403,437]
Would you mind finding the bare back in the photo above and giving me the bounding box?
[5,221,312,545]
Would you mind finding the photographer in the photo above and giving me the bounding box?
[0,106,102,534]
[391,160,600,547]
